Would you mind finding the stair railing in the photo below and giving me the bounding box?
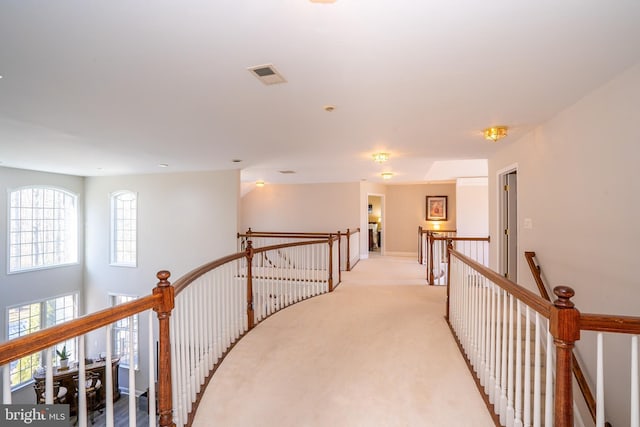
[417,227,456,265]
[238,228,361,275]
[525,251,616,427]
[426,234,488,285]
[0,274,176,427]
[169,236,339,427]
[447,244,640,427]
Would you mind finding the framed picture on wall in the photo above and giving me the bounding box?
[426,196,448,221]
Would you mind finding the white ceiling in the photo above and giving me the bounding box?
[1,0,639,184]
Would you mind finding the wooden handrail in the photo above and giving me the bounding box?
[449,247,553,317]
[580,313,640,333]
[0,294,162,366]
[434,236,490,242]
[524,251,551,301]
[0,272,176,427]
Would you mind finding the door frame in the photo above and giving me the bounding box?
[366,193,385,256]
[496,164,518,281]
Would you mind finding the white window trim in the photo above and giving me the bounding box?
[109,190,138,268]
[6,185,79,274]
[6,293,78,390]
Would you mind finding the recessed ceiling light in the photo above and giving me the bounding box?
[311,0,337,3]
[256,180,265,187]
[158,163,169,168]
[323,105,336,112]
[381,172,393,180]
[232,159,242,163]
[279,170,296,174]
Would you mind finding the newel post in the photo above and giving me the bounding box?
[246,240,255,330]
[328,235,334,292]
[428,232,435,285]
[418,226,423,264]
[153,270,176,427]
[445,240,453,321]
[550,286,581,427]
[337,231,342,283]
[346,228,351,271]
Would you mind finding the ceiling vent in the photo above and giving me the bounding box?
[248,64,287,85]
[279,170,296,174]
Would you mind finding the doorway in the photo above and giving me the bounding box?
[498,168,518,280]
[367,195,383,254]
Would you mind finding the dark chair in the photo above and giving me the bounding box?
[33,380,68,404]
[73,372,103,425]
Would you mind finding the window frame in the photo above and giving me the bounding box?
[109,190,138,268]
[6,293,78,390]
[7,185,79,274]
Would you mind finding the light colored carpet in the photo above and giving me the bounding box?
[193,256,494,427]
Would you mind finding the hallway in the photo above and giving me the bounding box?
[192,256,494,427]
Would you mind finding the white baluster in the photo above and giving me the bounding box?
[544,323,553,426]
[148,311,156,427]
[596,332,605,427]
[514,301,523,427]
[487,282,496,398]
[632,335,639,427]
[129,315,136,427]
[45,348,53,404]
[169,308,182,427]
[533,313,541,427]
[494,288,503,410]
[500,289,509,422]
[78,336,87,427]
[105,326,114,427]
[524,307,531,427]
[506,294,515,427]
[2,364,10,404]
[480,276,487,386]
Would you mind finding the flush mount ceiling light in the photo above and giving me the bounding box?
[483,126,509,142]
[381,172,393,180]
[256,180,265,187]
[373,152,389,163]
[158,163,169,168]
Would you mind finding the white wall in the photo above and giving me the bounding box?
[0,166,85,403]
[488,62,640,427]
[84,170,240,393]
[240,182,360,233]
[455,177,488,236]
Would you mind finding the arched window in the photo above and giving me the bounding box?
[8,186,78,273]
[111,190,137,267]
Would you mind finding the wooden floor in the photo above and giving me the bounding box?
[71,393,153,427]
